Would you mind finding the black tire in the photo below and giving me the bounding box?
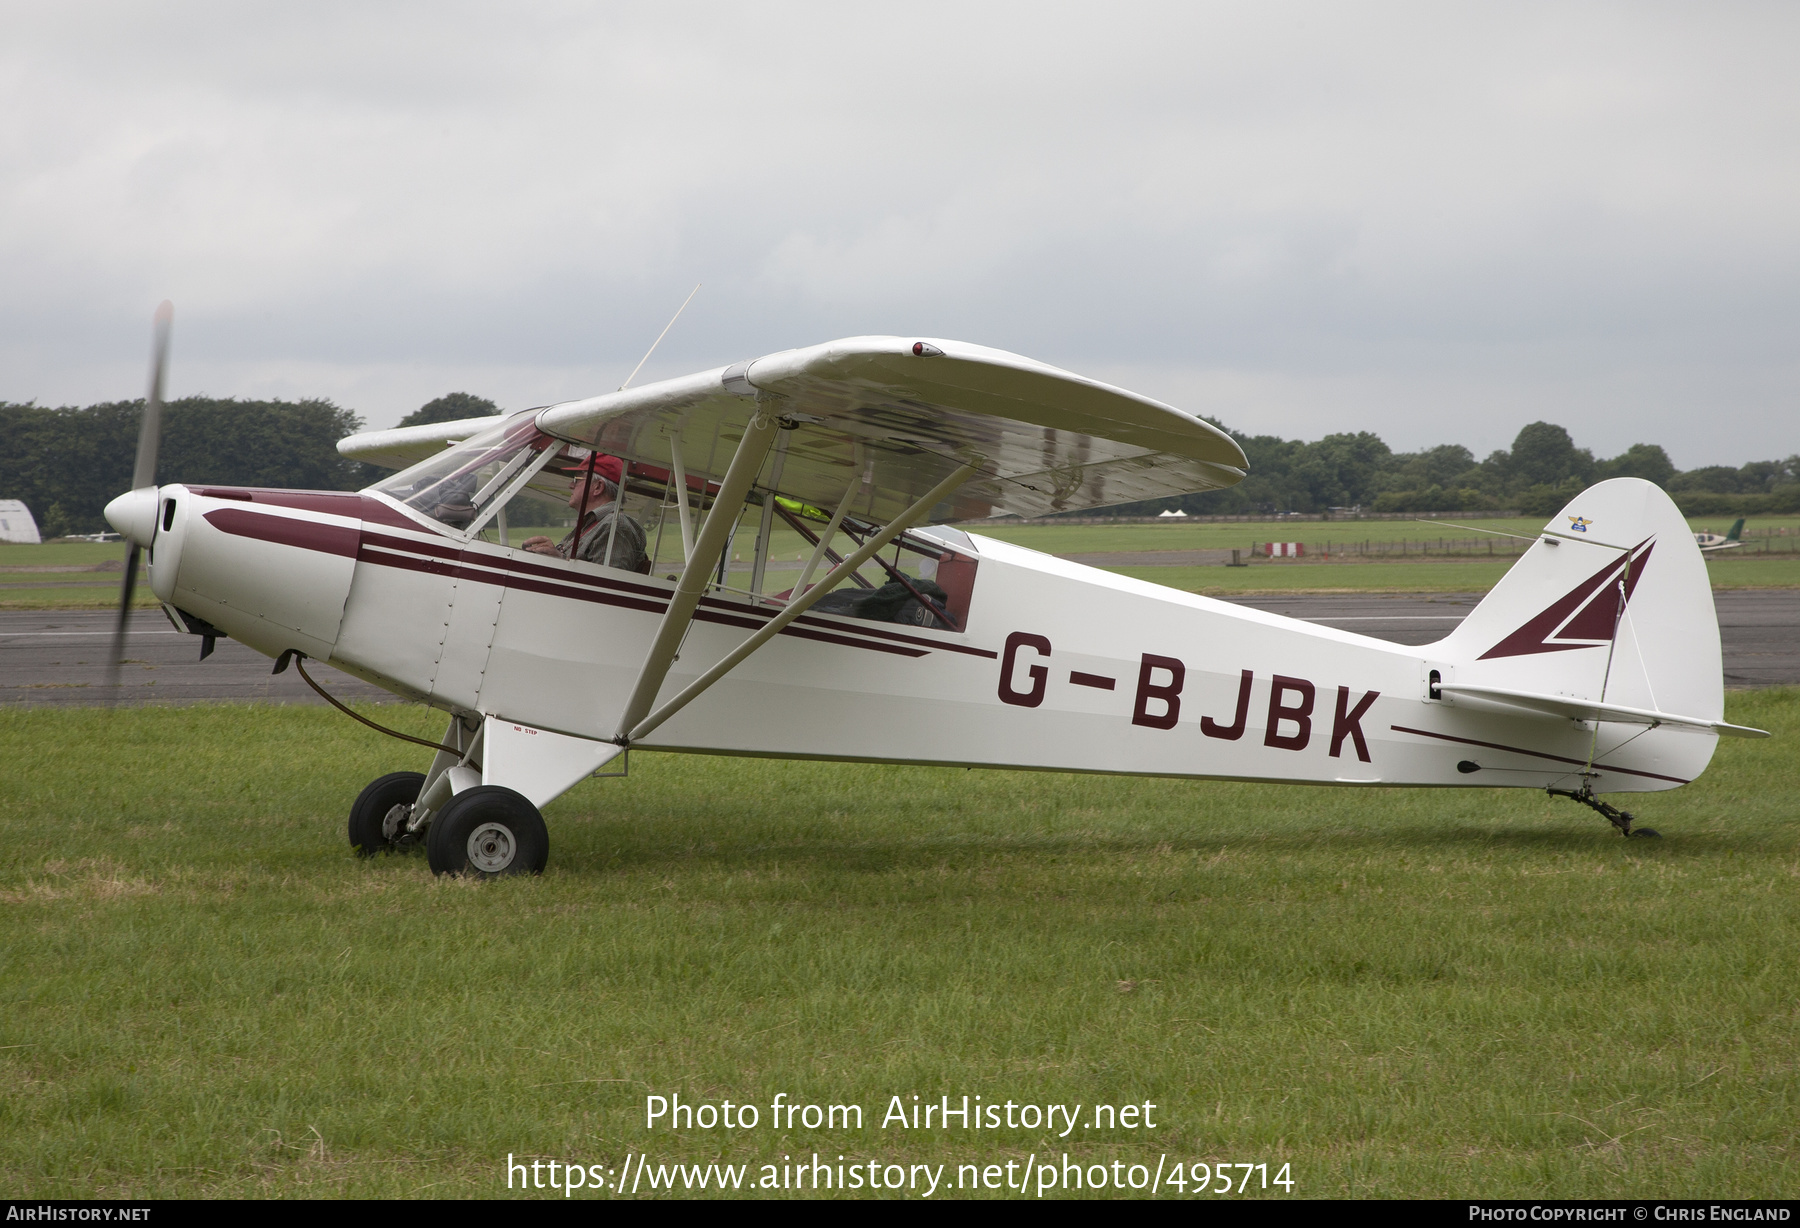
[348,771,427,857]
[426,785,549,878]
[1631,827,1662,838]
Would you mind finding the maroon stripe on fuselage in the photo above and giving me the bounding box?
[682,606,927,656]
[357,545,460,580]
[791,611,998,659]
[360,529,463,562]
[204,508,360,557]
[355,544,925,655]
[193,501,982,663]
[372,534,979,655]
[358,546,666,614]
[356,496,436,530]
[191,487,457,534]
[1389,724,1689,784]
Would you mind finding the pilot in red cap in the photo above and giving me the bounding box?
[578,453,624,487]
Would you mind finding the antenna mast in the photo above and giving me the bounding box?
[620,283,701,391]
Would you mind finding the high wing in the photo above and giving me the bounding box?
[340,336,1248,519]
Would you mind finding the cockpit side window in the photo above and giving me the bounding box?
[762,498,979,632]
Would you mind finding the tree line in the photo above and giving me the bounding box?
[0,393,497,537]
[0,391,1792,537]
[1125,419,1800,519]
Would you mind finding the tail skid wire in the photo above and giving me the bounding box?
[1562,548,1664,837]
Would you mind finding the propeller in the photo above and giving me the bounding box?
[106,300,173,699]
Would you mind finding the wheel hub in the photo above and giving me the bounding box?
[381,803,411,841]
[466,821,516,873]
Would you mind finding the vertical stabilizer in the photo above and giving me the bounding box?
[1433,479,1721,725]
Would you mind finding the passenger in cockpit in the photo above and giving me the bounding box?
[520,454,650,573]
[812,577,953,628]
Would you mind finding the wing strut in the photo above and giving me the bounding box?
[613,409,783,741]
[668,433,697,559]
[621,461,980,745]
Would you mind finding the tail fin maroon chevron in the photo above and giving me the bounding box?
[1478,538,1653,659]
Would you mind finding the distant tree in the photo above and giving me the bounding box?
[1668,465,1748,494]
[1733,457,1799,493]
[0,397,364,536]
[1378,444,1478,495]
[1503,422,1594,490]
[1290,431,1392,509]
[1596,443,1676,486]
[399,393,500,429]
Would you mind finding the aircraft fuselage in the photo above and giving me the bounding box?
[144,484,1715,796]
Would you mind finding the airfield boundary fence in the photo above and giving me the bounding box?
[1260,532,1526,558]
[1252,532,1800,561]
[989,510,1526,526]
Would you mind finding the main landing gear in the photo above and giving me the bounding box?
[425,785,549,878]
[1547,785,1660,839]
[348,774,549,877]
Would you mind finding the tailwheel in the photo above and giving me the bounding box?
[426,785,549,878]
[348,771,426,857]
[1547,785,1658,839]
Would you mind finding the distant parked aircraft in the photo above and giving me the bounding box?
[1694,519,1745,554]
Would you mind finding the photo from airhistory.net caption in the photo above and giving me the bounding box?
[500,1089,1288,1197]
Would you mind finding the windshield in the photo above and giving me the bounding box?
[374,413,604,539]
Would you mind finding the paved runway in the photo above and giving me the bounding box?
[2,590,1794,707]
[0,610,396,707]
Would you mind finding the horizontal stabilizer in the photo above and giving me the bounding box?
[1437,683,1769,738]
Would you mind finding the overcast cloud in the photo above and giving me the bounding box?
[3,1,1796,466]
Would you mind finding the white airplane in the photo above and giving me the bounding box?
[102,306,1767,876]
[1694,518,1746,554]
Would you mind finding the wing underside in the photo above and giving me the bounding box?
[343,337,1247,521]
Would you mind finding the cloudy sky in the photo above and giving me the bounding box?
[3,2,1796,466]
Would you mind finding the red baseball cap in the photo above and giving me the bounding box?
[574,453,624,485]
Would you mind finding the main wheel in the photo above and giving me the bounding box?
[426,785,549,878]
[348,771,426,857]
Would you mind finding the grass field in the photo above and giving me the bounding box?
[2,695,1796,1199]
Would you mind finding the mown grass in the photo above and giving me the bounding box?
[1,694,1796,1199]
[0,543,135,568]
[0,543,149,610]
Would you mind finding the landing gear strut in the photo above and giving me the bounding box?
[1547,784,1660,838]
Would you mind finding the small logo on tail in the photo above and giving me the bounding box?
[1568,515,1592,533]
[1479,537,1654,659]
